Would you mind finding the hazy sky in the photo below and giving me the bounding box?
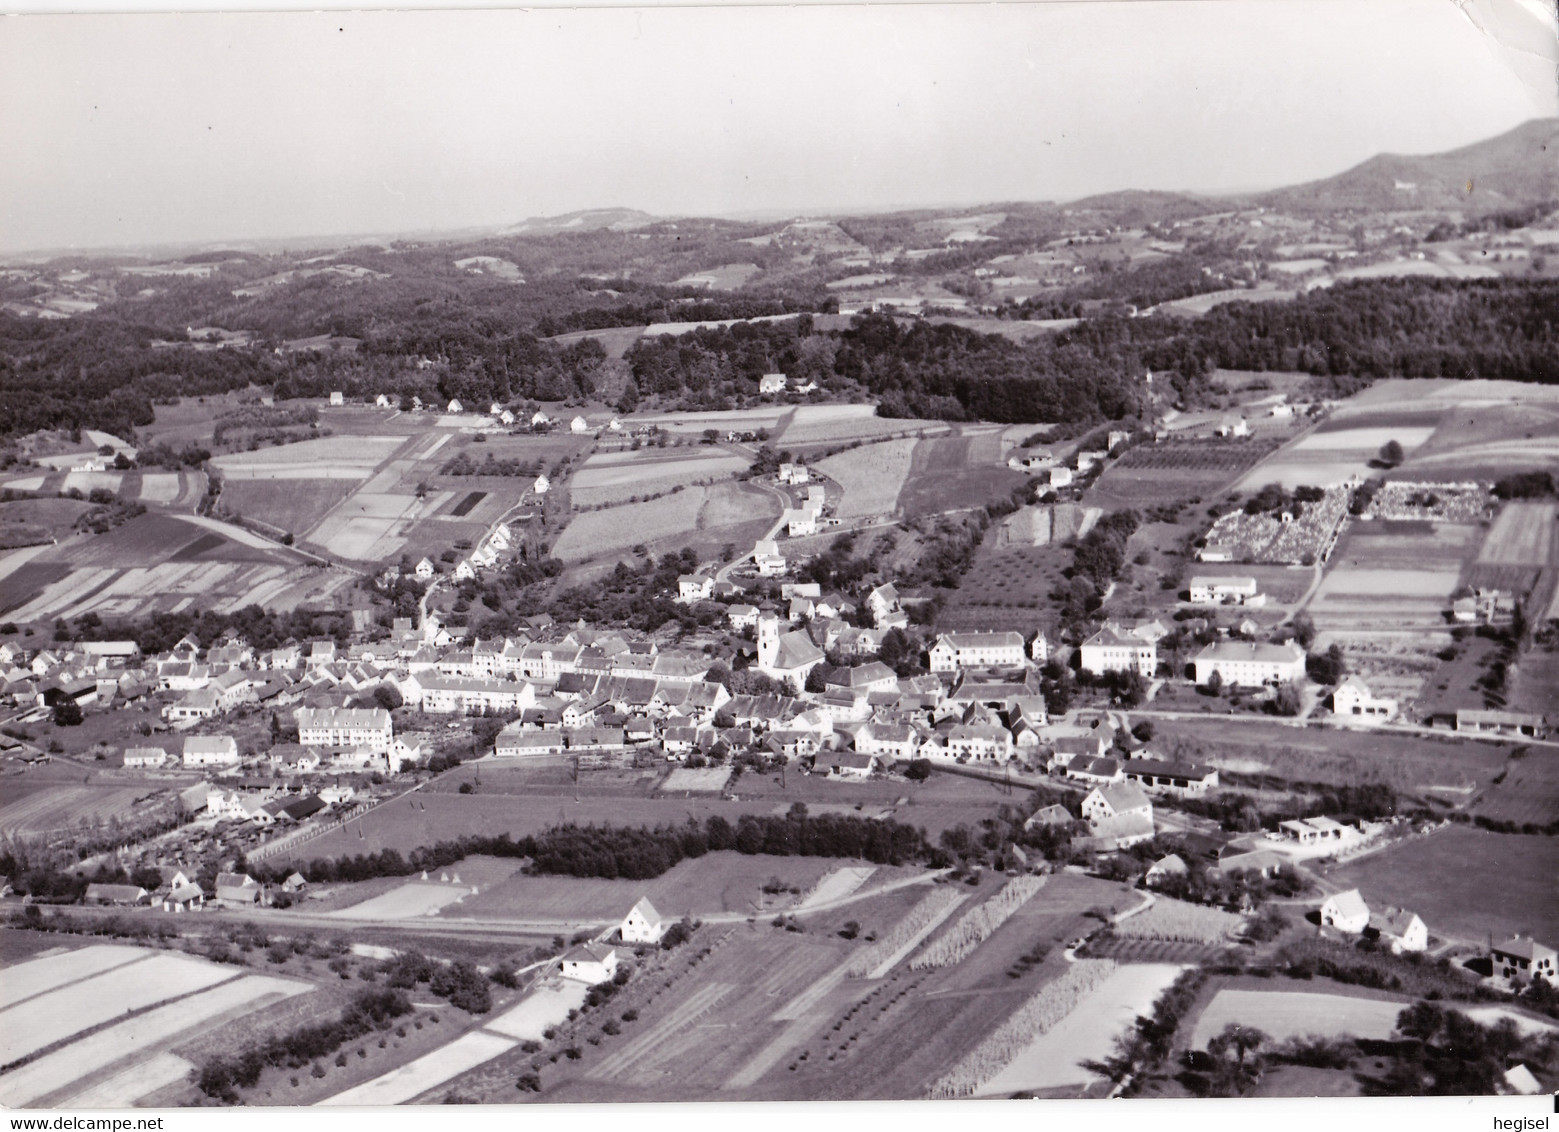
[1,0,1554,252]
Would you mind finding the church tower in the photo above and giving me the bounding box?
[757,614,781,672]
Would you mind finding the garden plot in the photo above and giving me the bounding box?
[813,439,917,520]
[0,952,238,1065]
[659,767,733,793]
[319,1031,517,1106]
[1189,989,1404,1048]
[974,963,1185,1096]
[327,880,476,919]
[482,981,588,1041]
[0,974,307,1108]
[137,473,182,503]
[58,1053,195,1109]
[0,943,151,1009]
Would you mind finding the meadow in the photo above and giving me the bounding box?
[813,439,918,520]
[897,431,1024,519]
[1096,439,1280,505]
[1327,826,1559,944]
[1187,988,1405,1049]
[570,451,749,508]
[1466,749,1559,827]
[552,481,778,564]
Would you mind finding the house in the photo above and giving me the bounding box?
[1502,1065,1542,1096]
[1279,816,1349,844]
[1044,466,1073,488]
[1330,676,1397,723]
[84,883,149,906]
[570,415,591,434]
[1145,854,1188,887]
[499,409,516,426]
[1455,709,1546,738]
[621,897,666,944]
[1452,595,1477,623]
[1490,936,1558,986]
[1319,888,1370,934]
[1029,630,1050,663]
[376,393,392,408]
[531,411,551,427]
[1025,804,1074,830]
[215,873,263,908]
[329,391,344,406]
[677,574,714,603]
[726,604,760,630]
[927,632,1027,673]
[1063,754,1122,785]
[945,723,1015,762]
[853,721,919,760]
[1216,415,1249,438]
[182,735,239,768]
[123,746,169,769]
[413,557,436,580]
[453,560,476,581]
[783,509,818,538]
[162,883,205,913]
[559,942,619,983]
[1366,907,1427,954]
[1081,782,1153,824]
[1078,623,1157,678]
[296,706,393,752]
[866,584,907,629]
[1189,576,1259,605]
[823,750,876,778]
[759,373,788,394]
[777,462,809,485]
[1193,640,1306,687]
[533,474,550,495]
[494,726,566,758]
[163,686,219,721]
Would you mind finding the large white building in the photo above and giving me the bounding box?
[295,706,393,752]
[1188,576,1259,605]
[1193,640,1305,687]
[1331,676,1397,723]
[927,632,1026,673]
[182,735,239,767]
[1078,623,1157,678]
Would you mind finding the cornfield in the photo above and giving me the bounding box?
[927,958,1118,1097]
[1113,897,1245,944]
[844,887,964,978]
[909,876,1046,970]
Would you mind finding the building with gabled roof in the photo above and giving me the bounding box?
[1079,622,1157,678]
[621,897,666,944]
[1490,936,1557,986]
[1367,907,1427,954]
[928,631,1027,673]
[1320,888,1370,934]
[559,941,619,983]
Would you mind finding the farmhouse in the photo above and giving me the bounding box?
[1490,936,1557,987]
[296,706,392,752]
[164,688,219,721]
[945,722,1014,762]
[84,883,149,906]
[777,462,809,485]
[182,735,239,767]
[759,373,788,394]
[1063,754,1123,785]
[1216,415,1250,438]
[1145,854,1188,887]
[533,474,550,495]
[1188,576,1259,605]
[783,509,818,538]
[1330,676,1397,723]
[447,399,463,413]
[559,942,619,983]
[1193,640,1305,687]
[726,604,760,630]
[162,883,205,913]
[329,391,344,406]
[215,873,263,908]
[1280,816,1349,844]
[824,750,877,778]
[1081,782,1152,824]
[570,415,591,434]
[854,721,919,760]
[123,746,169,768]
[1078,623,1157,678]
[1367,907,1428,954]
[677,574,714,603]
[621,897,666,944]
[927,631,1027,673]
[1320,888,1371,934]
[866,583,907,629]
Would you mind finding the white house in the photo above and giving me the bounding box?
[1079,623,1157,678]
[677,574,714,603]
[945,723,1014,763]
[1189,576,1260,605]
[759,373,788,394]
[866,584,907,630]
[453,560,476,581]
[123,746,168,769]
[777,462,809,485]
[570,415,590,434]
[182,735,239,767]
[375,394,392,408]
[1145,853,1189,887]
[1081,782,1153,825]
[1331,676,1397,723]
[854,721,919,760]
[1368,907,1428,953]
[1216,415,1250,438]
[928,632,1027,673]
[1193,640,1306,687]
[328,391,344,406]
[621,897,666,944]
[531,410,551,427]
[533,474,550,495]
[727,604,760,630]
[498,410,515,426]
[783,509,817,538]
[1319,888,1371,934]
[447,399,463,413]
[559,942,619,983]
[414,557,436,580]
[296,706,393,752]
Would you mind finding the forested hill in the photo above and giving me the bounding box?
[1,276,1556,439]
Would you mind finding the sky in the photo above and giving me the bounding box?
[0,0,1555,253]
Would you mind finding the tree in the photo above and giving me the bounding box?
[373,683,404,711]
[1204,669,1223,695]
[1287,612,1317,649]
[1271,682,1302,717]
[53,699,83,726]
[1379,439,1404,467]
[904,758,932,781]
[1306,644,1347,685]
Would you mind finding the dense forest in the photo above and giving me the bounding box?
[2,276,1556,441]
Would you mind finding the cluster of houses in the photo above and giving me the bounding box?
[81,864,309,915]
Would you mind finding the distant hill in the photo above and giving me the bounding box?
[1060,189,1229,224]
[1258,118,1559,214]
[497,208,658,236]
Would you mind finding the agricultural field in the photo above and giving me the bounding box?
[1466,748,1559,827]
[777,404,945,448]
[570,450,749,508]
[1113,897,1245,944]
[0,781,159,837]
[1094,438,1282,506]
[812,439,918,520]
[553,481,778,564]
[442,852,851,923]
[896,431,1024,519]
[1477,501,1556,567]
[937,540,1071,629]
[0,497,94,549]
[1326,826,1559,945]
[217,477,359,539]
[1188,988,1406,1049]
[1307,519,1481,632]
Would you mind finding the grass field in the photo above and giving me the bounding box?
[1467,749,1559,826]
[778,405,942,448]
[570,451,748,508]
[1188,988,1405,1049]
[938,541,1071,627]
[813,439,917,520]
[0,783,161,836]
[553,481,779,563]
[1478,502,1556,566]
[218,477,358,538]
[897,432,1024,519]
[1326,826,1559,944]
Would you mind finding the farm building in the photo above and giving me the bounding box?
[1025,804,1074,831]
[1122,758,1218,797]
[1193,640,1305,687]
[182,735,238,767]
[1063,754,1123,785]
[570,415,591,434]
[866,583,906,629]
[823,750,877,778]
[777,462,809,485]
[1490,936,1557,987]
[677,574,714,603]
[1078,623,1157,678]
[1216,416,1249,438]
[621,897,666,944]
[1320,888,1371,934]
[1145,854,1188,887]
[1081,782,1152,824]
[215,873,263,908]
[162,883,205,913]
[1188,576,1259,605]
[759,373,788,394]
[123,746,169,769]
[84,883,149,906]
[296,706,392,752]
[1330,676,1397,723]
[1366,907,1428,954]
[1279,816,1350,844]
[1085,809,1155,851]
[928,631,1027,673]
[1455,709,1546,738]
[944,722,1014,762]
[854,721,919,760]
[559,942,619,983]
